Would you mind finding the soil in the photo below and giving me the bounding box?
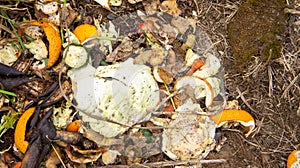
[0,0,299,167]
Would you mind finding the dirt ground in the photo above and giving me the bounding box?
[0,0,299,167]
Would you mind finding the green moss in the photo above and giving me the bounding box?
[228,0,286,66]
[262,41,282,60]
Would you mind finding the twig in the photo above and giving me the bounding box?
[50,143,66,168]
[281,73,300,98]
[268,65,273,97]
[142,159,227,167]
[284,8,300,15]
[297,101,300,116]
[0,23,15,36]
[193,0,200,15]
[236,87,258,114]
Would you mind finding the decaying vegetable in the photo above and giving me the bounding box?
[162,102,216,160]
[24,39,48,61]
[0,43,20,66]
[0,107,19,142]
[67,11,255,163]
[193,53,222,79]
[174,76,214,108]
[69,58,160,137]
[63,45,88,68]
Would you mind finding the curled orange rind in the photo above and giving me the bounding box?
[30,21,62,68]
[210,109,255,137]
[287,150,300,168]
[14,107,35,153]
[73,24,98,43]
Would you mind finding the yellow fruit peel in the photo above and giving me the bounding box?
[14,107,35,153]
[210,109,255,137]
[73,24,98,43]
[287,150,300,168]
[30,21,62,68]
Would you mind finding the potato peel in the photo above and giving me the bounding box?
[30,21,62,68]
[14,107,35,154]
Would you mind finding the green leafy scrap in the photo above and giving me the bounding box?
[0,111,19,142]
[142,129,153,143]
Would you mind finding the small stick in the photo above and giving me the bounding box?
[236,87,258,114]
[143,159,227,167]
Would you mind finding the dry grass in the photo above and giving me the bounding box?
[183,0,299,167]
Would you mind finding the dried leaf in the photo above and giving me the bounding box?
[94,0,111,10]
[45,145,63,168]
[65,145,107,163]
[102,150,121,165]
[35,1,59,15]
[160,0,182,15]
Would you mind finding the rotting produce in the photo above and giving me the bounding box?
[67,11,256,161]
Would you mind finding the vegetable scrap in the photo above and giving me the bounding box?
[24,39,48,61]
[69,58,160,137]
[162,102,216,160]
[63,45,88,68]
[174,76,214,108]
[0,107,19,142]
[0,44,21,66]
[14,107,35,154]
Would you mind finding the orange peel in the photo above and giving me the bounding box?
[14,107,35,153]
[73,24,98,43]
[66,120,81,132]
[287,150,300,168]
[210,109,255,137]
[30,21,62,68]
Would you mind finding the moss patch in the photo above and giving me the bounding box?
[228,0,286,66]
